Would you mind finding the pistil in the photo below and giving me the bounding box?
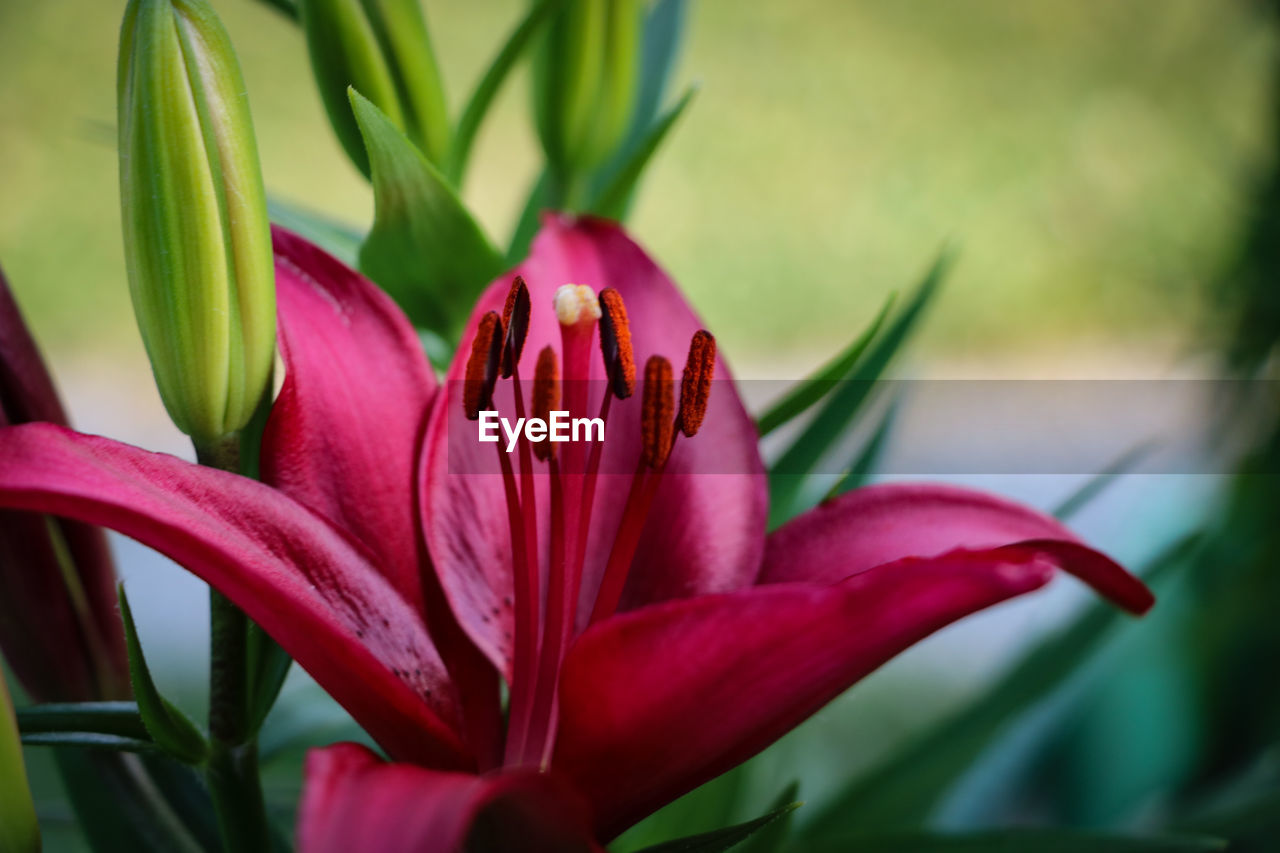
[466,281,716,769]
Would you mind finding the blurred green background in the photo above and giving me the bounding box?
[1,0,1273,377]
[5,1,1279,849]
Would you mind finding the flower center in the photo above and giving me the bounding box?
[462,278,715,768]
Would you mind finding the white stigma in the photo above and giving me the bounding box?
[553,284,601,327]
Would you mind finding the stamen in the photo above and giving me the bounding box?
[531,346,560,461]
[678,330,715,437]
[463,311,504,419]
[597,288,636,399]
[501,276,531,378]
[641,356,675,470]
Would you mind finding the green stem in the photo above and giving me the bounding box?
[205,739,269,852]
[194,434,271,852]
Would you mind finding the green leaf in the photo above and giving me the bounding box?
[800,532,1202,837]
[352,88,504,340]
[245,623,292,736]
[20,732,158,753]
[119,586,208,764]
[737,783,800,853]
[1052,441,1156,520]
[812,830,1226,852]
[768,249,952,527]
[824,395,901,499]
[756,292,896,437]
[16,701,149,741]
[508,168,552,264]
[1,675,39,853]
[53,750,214,853]
[448,0,562,184]
[637,801,802,853]
[589,85,697,220]
[268,197,363,267]
[629,0,688,144]
[1181,784,1280,839]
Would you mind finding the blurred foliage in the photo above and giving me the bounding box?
[0,0,1274,370]
[3,0,1279,850]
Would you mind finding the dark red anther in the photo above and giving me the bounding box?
[678,330,715,437]
[463,311,504,420]
[501,276,531,378]
[532,346,560,461]
[597,288,636,400]
[641,356,675,469]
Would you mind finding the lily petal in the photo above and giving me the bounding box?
[263,227,437,612]
[298,742,600,853]
[554,547,1065,837]
[760,482,1155,613]
[421,216,767,673]
[0,265,66,426]
[0,424,469,769]
[0,269,126,701]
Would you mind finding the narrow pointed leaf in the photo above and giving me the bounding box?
[756,292,895,437]
[635,801,801,853]
[1052,441,1156,520]
[738,783,800,853]
[119,586,208,764]
[825,395,900,499]
[629,0,687,144]
[768,249,952,526]
[52,750,214,853]
[800,532,1199,837]
[589,85,697,220]
[818,830,1226,852]
[0,675,39,853]
[245,623,292,735]
[21,731,158,753]
[16,701,148,741]
[352,89,504,339]
[448,0,562,184]
[1180,784,1280,839]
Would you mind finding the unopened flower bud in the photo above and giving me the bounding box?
[299,0,450,173]
[534,0,642,176]
[117,0,276,445]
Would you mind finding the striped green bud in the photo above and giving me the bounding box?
[117,0,276,445]
[534,0,641,176]
[299,0,451,174]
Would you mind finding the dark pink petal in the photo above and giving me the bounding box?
[760,482,1154,613]
[0,268,126,701]
[0,424,470,769]
[297,742,600,853]
[421,216,767,673]
[0,264,66,426]
[554,548,1060,838]
[263,227,437,612]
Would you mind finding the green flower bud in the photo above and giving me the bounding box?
[117,0,276,445]
[534,0,641,177]
[0,676,39,853]
[299,0,450,174]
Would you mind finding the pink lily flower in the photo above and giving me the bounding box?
[0,267,127,702]
[0,218,1152,849]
